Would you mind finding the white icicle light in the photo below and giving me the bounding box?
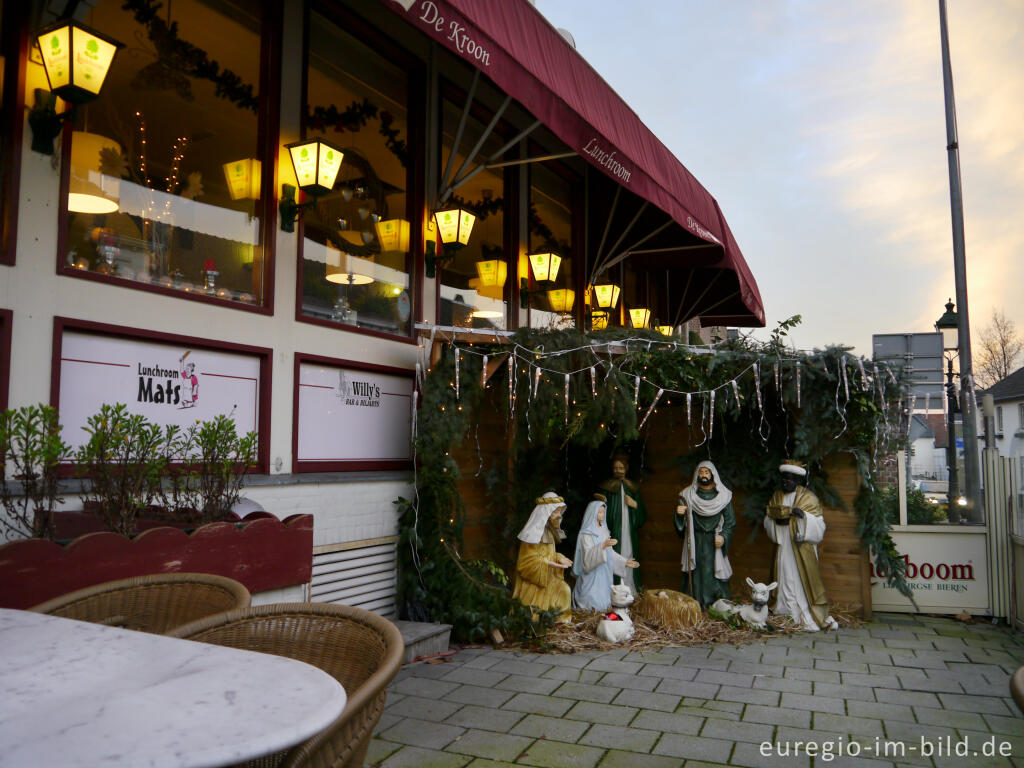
[564,373,570,423]
[533,367,541,399]
[858,357,868,391]
[454,347,461,400]
[774,362,780,392]
[731,379,740,408]
[709,389,716,439]
[590,366,597,398]
[639,388,664,430]
[796,361,802,408]
[481,355,488,390]
[634,375,640,406]
[687,392,692,424]
[411,390,418,440]
[841,355,850,400]
[754,362,763,411]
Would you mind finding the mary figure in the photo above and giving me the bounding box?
[572,500,639,612]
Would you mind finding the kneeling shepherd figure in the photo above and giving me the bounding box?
[513,492,572,621]
[676,460,735,608]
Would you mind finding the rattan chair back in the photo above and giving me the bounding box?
[29,572,252,634]
[168,602,404,768]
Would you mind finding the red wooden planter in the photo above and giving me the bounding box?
[0,514,314,609]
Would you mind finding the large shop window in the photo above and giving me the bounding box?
[439,98,508,330]
[59,0,269,307]
[299,12,414,337]
[527,163,575,329]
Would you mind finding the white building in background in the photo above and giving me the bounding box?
[980,366,1024,479]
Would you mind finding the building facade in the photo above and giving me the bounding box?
[0,0,763,613]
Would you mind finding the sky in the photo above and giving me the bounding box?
[535,0,1024,356]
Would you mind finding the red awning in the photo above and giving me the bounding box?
[379,0,765,327]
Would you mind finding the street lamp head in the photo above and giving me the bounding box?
[935,298,959,352]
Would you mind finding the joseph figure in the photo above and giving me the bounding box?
[595,453,646,595]
[763,460,838,631]
[675,460,735,608]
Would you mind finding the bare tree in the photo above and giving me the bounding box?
[975,309,1024,388]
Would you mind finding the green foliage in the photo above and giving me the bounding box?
[401,323,913,641]
[880,486,945,525]
[0,405,69,539]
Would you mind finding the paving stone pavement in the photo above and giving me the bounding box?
[368,614,1024,767]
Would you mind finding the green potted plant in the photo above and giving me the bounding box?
[0,405,69,540]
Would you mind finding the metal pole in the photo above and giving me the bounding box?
[938,0,981,522]
[946,356,959,522]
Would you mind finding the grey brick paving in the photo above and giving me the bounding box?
[380,613,1024,767]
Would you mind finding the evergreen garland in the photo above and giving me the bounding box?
[402,324,912,642]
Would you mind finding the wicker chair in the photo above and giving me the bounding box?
[29,573,252,634]
[168,602,404,768]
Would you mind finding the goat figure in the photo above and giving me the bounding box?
[711,577,778,630]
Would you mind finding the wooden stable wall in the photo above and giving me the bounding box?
[453,395,872,617]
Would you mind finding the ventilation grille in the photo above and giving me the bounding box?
[311,538,397,618]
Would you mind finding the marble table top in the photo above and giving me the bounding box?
[0,608,347,768]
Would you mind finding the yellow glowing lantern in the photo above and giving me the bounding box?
[375,219,410,252]
[547,289,575,314]
[434,208,476,247]
[629,308,651,329]
[529,252,561,283]
[222,158,262,201]
[36,21,123,105]
[593,283,621,309]
[475,259,507,288]
[591,311,610,330]
[68,131,120,214]
[286,139,344,197]
[325,251,374,285]
[656,325,674,337]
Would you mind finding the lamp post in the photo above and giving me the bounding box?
[935,299,961,522]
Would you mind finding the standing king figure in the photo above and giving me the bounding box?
[676,460,735,608]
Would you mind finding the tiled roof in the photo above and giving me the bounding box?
[981,365,1024,402]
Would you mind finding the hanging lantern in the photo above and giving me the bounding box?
[434,208,476,246]
[547,289,575,314]
[591,311,609,331]
[528,252,561,283]
[629,307,651,329]
[36,21,124,106]
[222,158,261,201]
[286,139,344,197]
[656,325,673,337]
[593,284,621,309]
[375,219,410,252]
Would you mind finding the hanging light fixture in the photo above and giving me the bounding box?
[591,311,610,331]
[375,219,410,252]
[280,138,345,232]
[656,325,673,337]
[29,20,124,155]
[529,252,561,283]
[593,284,621,309]
[629,307,651,329]
[547,289,575,314]
[469,259,507,301]
[222,158,261,201]
[325,251,374,285]
[68,131,120,214]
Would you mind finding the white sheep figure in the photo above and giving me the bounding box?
[596,584,635,643]
[711,577,778,630]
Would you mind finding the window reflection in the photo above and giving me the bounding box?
[439,99,507,329]
[63,0,266,304]
[528,163,574,329]
[300,13,413,336]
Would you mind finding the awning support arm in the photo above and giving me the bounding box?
[439,69,480,197]
[441,120,541,203]
[628,243,720,257]
[443,94,512,196]
[590,185,621,284]
[678,271,722,325]
[487,151,576,169]
[673,271,695,326]
[686,290,741,324]
[592,201,648,278]
[599,218,674,272]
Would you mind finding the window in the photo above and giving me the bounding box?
[527,162,575,329]
[997,406,1004,433]
[438,97,509,329]
[299,11,416,338]
[1018,402,1024,433]
[0,0,25,264]
[59,0,271,307]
